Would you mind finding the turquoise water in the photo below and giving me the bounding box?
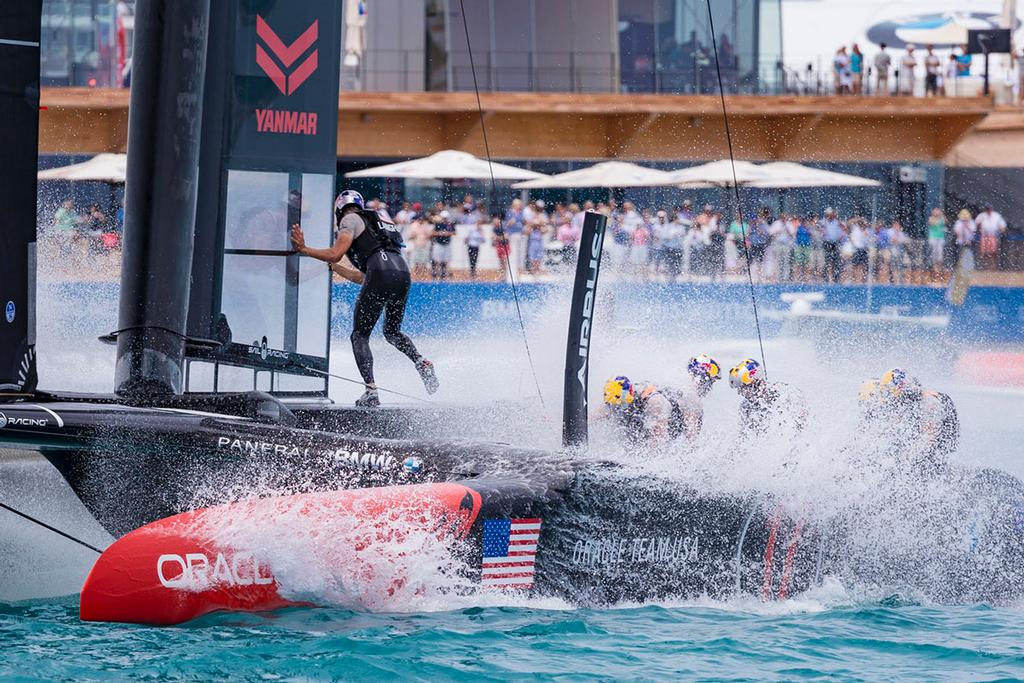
[4,598,1024,681]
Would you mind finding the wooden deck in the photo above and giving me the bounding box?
[39,88,997,162]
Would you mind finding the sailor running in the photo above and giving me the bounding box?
[728,358,807,434]
[872,368,960,468]
[291,190,438,407]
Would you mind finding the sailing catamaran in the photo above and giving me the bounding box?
[4,0,1024,625]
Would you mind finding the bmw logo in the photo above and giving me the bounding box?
[402,456,423,474]
[4,301,14,324]
[0,413,7,429]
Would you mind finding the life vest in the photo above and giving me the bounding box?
[347,209,404,273]
[616,384,685,442]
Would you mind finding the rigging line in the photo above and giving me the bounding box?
[705,0,768,379]
[457,0,546,408]
[293,363,435,404]
[0,501,103,554]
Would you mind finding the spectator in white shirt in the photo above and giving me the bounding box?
[886,220,909,284]
[942,53,958,96]
[394,201,416,228]
[769,213,796,282]
[900,45,918,95]
[464,221,486,279]
[848,219,870,283]
[874,43,892,95]
[1017,47,1024,105]
[975,205,1007,270]
[924,45,941,96]
[833,46,852,94]
[953,209,976,258]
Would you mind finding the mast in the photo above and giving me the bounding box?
[114,0,211,397]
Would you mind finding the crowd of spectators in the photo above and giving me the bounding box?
[46,198,122,257]
[47,192,1012,285]
[832,42,1024,100]
[382,195,1011,285]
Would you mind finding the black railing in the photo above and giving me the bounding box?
[345,49,797,95]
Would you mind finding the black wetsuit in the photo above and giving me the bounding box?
[889,390,960,463]
[738,382,806,434]
[612,385,686,445]
[347,211,422,385]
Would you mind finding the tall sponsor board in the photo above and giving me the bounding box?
[186,0,342,392]
[230,0,341,170]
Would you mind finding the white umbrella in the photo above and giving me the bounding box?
[747,162,880,188]
[345,149,546,181]
[37,153,127,183]
[511,161,673,189]
[664,160,767,188]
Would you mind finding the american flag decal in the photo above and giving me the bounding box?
[481,518,541,589]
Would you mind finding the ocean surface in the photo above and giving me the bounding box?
[4,275,1024,681]
[4,598,1024,681]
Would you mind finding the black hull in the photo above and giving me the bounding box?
[457,464,1024,606]
[0,394,564,536]
[5,394,1024,605]
[490,470,822,604]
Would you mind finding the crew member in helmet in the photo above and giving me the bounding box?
[728,358,806,433]
[291,190,438,407]
[678,353,723,438]
[875,368,959,467]
[598,376,687,447]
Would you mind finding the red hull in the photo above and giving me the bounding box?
[80,483,482,625]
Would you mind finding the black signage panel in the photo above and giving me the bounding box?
[229,0,342,172]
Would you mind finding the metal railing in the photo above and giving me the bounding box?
[342,48,1002,99]
[344,49,798,95]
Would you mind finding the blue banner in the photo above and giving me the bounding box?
[46,280,1024,346]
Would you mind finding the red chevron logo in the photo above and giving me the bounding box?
[255,15,319,96]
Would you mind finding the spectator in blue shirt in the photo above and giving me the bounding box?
[956,46,972,76]
[793,217,813,282]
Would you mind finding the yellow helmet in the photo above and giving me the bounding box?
[729,359,761,390]
[879,368,918,397]
[603,376,635,406]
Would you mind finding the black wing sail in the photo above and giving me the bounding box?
[562,212,607,447]
[0,0,42,394]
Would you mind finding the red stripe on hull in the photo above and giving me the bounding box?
[761,506,783,601]
[777,518,806,600]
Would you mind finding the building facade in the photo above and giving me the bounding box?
[349,0,783,94]
[40,0,133,87]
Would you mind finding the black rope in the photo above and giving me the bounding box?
[293,363,435,405]
[705,0,769,379]
[0,501,103,554]
[458,0,546,408]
